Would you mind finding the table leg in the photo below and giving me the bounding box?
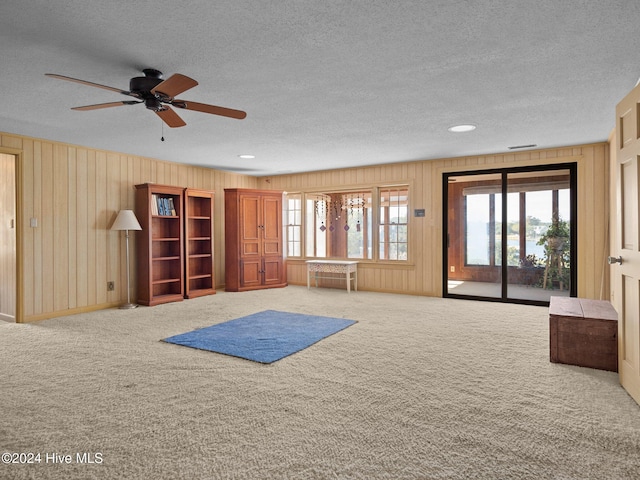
[347,271,351,293]
[307,267,310,289]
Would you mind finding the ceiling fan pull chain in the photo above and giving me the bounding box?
[161,118,165,142]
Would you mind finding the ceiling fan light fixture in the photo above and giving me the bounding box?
[448,124,476,133]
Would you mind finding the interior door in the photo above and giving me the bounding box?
[614,83,640,405]
[0,153,16,322]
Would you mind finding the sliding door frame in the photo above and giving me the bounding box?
[442,162,577,306]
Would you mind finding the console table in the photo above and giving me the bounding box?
[306,260,358,293]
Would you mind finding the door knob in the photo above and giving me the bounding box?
[607,256,623,265]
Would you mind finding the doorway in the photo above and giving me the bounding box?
[443,163,577,305]
[0,152,17,322]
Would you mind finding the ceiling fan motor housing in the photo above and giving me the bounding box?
[129,69,166,110]
[130,75,162,92]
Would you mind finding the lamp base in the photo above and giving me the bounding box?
[119,303,139,310]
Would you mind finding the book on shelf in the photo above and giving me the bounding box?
[151,194,159,216]
[150,195,178,217]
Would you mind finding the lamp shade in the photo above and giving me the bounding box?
[111,210,142,231]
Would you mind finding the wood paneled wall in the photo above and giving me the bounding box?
[2,129,610,322]
[1,132,257,322]
[259,144,610,300]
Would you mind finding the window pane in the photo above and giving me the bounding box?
[466,194,490,265]
[305,198,315,257]
[286,194,302,257]
[344,192,371,259]
[525,190,551,260]
[494,197,502,266]
[506,192,519,266]
[506,169,572,300]
[287,226,300,256]
[558,189,570,220]
[306,196,328,257]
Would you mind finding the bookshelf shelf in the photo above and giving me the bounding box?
[152,278,181,284]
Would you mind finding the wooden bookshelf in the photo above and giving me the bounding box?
[184,188,216,298]
[135,183,184,306]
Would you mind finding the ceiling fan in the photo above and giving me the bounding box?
[45,68,246,127]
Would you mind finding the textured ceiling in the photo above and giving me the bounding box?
[1,1,640,176]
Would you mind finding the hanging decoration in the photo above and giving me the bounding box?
[329,193,338,232]
[355,192,363,232]
[344,193,352,231]
[314,195,328,232]
[315,192,367,233]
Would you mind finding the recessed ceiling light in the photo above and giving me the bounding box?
[448,124,476,133]
[238,154,255,159]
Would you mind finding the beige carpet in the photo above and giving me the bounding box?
[1,286,639,479]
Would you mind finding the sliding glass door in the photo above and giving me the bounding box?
[444,164,576,305]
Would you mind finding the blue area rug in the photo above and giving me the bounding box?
[162,310,357,364]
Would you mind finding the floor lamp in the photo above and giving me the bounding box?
[111,210,142,309]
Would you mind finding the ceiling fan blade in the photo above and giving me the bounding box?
[71,100,142,111]
[151,74,198,99]
[45,73,132,96]
[155,106,186,128]
[173,100,247,120]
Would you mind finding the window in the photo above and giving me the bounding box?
[286,194,302,257]
[305,191,373,259]
[287,186,410,261]
[379,187,409,260]
[465,193,493,265]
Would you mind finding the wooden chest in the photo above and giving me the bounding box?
[549,297,618,372]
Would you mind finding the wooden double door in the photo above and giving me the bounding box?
[224,189,287,291]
